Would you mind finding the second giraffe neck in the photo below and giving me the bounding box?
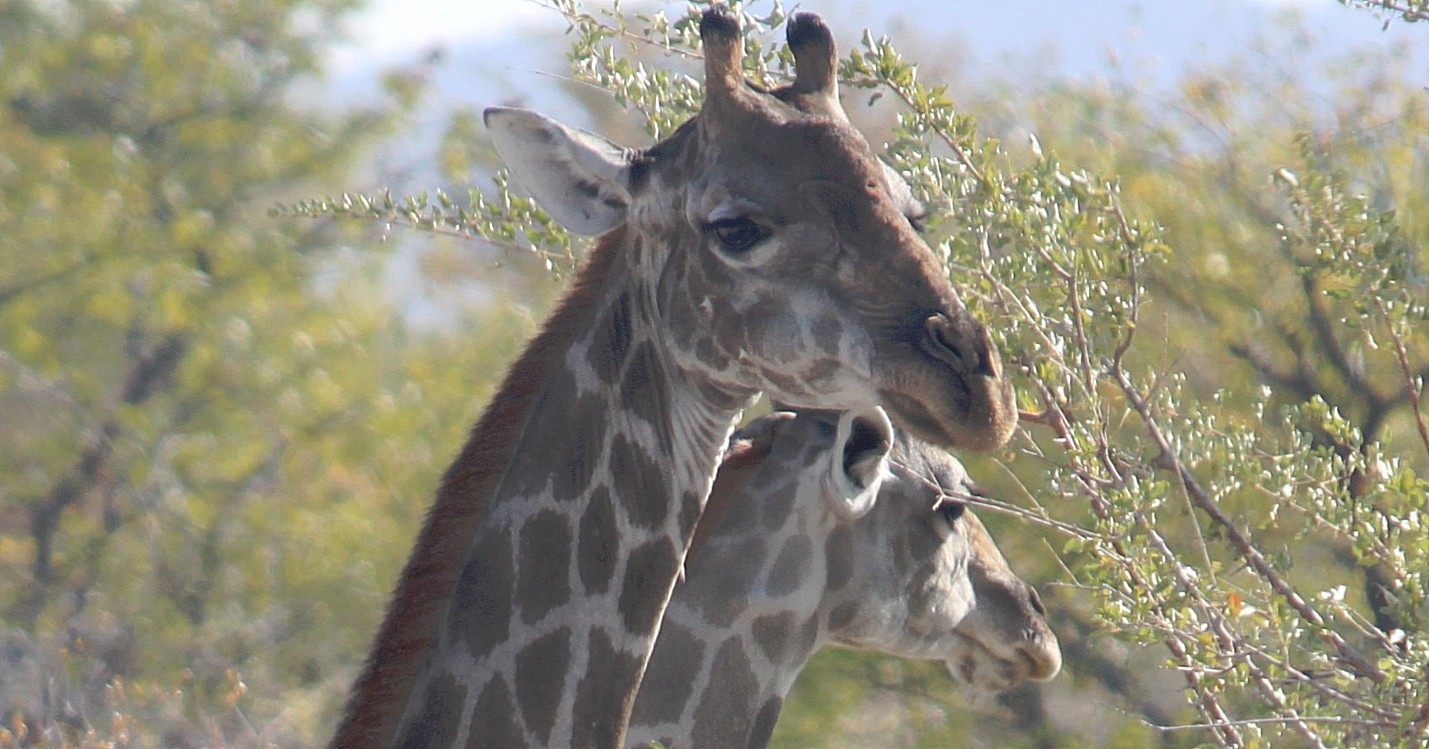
[332,230,752,749]
[627,490,831,749]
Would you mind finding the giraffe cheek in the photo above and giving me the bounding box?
[747,310,878,404]
[908,565,975,640]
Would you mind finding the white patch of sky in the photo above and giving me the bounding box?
[328,0,1425,90]
[319,0,1423,325]
[328,0,559,71]
[321,0,1427,191]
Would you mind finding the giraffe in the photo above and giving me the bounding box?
[627,408,1061,749]
[329,10,1018,749]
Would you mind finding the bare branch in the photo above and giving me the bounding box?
[1379,300,1429,462]
[1110,364,1388,685]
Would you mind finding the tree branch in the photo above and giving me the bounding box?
[21,331,189,618]
[0,261,91,308]
[1111,364,1388,685]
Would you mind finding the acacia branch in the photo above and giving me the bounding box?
[1338,0,1429,23]
[1299,273,1398,418]
[1379,302,1429,462]
[1226,336,1316,402]
[0,262,91,308]
[1110,364,1388,685]
[25,332,188,596]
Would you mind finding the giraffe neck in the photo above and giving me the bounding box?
[626,469,830,749]
[330,229,753,749]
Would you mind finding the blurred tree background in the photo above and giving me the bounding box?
[2,0,1426,747]
[0,0,547,745]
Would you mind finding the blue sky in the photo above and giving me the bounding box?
[328,0,1426,102]
[317,0,1424,322]
[321,0,1427,189]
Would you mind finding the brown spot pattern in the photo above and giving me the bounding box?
[514,627,572,745]
[827,600,859,632]
[751,612,797,665]
[550,391,605,503]
[618,538,680,636]
[571,627,644,748]
[394,671,466,749]
[678,489,705,540]
[628,621,704,726]
[620,341,674,452]
[693,536,764,629]
[517,510,572,625]
[794,613,821,661]
[451,526,514,659]
[748,696,785,749]
[466,677,525,748]
[608,434,670,532]
[765,534,812,597]
[692,638,760,747]
[577,486,619,594]
[759,477,798,531]
[823,524,854,591]
[586,293,633,385]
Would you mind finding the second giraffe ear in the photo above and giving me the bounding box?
[483,107,633,236]
[828,406,893,520]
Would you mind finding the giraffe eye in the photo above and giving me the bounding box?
[707,217,769,253]
[935,499,964,527]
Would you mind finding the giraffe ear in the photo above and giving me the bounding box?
[483,107,633,235]
[878,159,925,223]
[828,407,893,520]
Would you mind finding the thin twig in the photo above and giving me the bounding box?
[1379,298,1429,462]
[1145,714,1396,733]
[1110,364,1388,685]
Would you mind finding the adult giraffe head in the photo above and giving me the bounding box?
[331,12,1019,749]
[486,9,1016,451]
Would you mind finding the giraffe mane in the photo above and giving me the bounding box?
[329,229,627,749]
[685,412,789,565]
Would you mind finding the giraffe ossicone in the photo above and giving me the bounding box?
[331,9,1017,749]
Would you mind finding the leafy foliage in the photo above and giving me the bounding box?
[6,1,1427,748]
[396,3,1423,747]
[0,0,535,746]
[1338,0,1429,24]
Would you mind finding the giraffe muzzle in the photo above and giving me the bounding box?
[917,313,991,377]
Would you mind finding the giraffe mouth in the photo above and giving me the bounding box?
[944,631,1060,694]
[877,375,1014,455]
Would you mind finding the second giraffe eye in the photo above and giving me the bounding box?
[707,217,770,253]
[936,500,965,527]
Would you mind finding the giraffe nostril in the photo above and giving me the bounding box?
[918,313,982,375]
[1025,584,1047,617]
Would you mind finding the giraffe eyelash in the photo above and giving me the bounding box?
[705,216,771,253]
